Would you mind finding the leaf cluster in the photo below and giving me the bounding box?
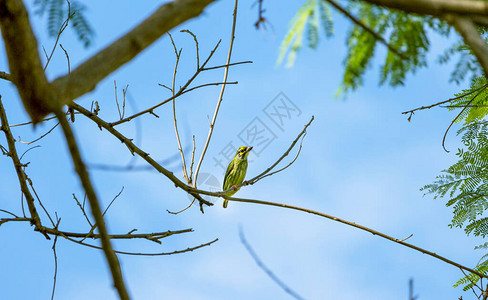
[34,0,94,47]
[422,118,488,290]
[278,0,333,67]
[447,76,488,125]
[279,1,444,95]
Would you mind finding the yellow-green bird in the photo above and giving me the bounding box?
[222,146,252,208]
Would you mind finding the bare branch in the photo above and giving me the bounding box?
[194,0,239,185]
[60,233,218,256]
[0,209,19,218]
[51,217,61,300]
[0,96,48,237]
[245,116,313,186]
[446,15,488,78]
[181,29,200,68]
[44,0,72,71]
[0,72,12,81]
[110,40,222,126]
[201,60,252,71]
[0,217,32,226]
[54,109,130,300]
[51,0,216,107]
[401,84,488,117]
[168,32,190,184]
[19,122,60,145]
[72,193,93,226]
[228,196,488,280]
[360,0,488,17]
[0,0,55,122]
[70,102,213,208]
[59,44,70,74]
[240,228,305,300]
[441,83,485,152]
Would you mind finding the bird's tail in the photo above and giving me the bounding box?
[223,199,228,208]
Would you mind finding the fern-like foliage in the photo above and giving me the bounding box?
[453,243,488,291]
[422,120,488,236]
[280,1,449,95]
[438,26,488,84]
[422,120,488,290]
[34,0,94,47]
[447,76,488,125]
[278,0,333,67]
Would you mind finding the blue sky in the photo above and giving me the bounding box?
[0,1,484,299]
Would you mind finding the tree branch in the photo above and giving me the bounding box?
[327,0,409,60]
[193,0,239,185]
[359,0,488,17]
[229,196,487,280]
[54,109,130,300]
[0,96,46,236]
[70,102,213,208]
[51,0,216,107]
[0,0,55,123]
[446,15,488,78]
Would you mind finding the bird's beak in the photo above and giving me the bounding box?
[246,146,253,153]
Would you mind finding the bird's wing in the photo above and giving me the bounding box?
[223,159,236,190]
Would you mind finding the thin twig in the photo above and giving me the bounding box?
[9,114,67,127]
[71,102,213,208]
[59,44,70,74]
[19,145,41,161]
[442,85,485,152]
[241,116,313,189]
[168,32,190,184]
[167,199,196,215]
[51,217,61,300]
[220,117,312,196]
[193,0,239,187]
[240,227,305,300]
[326,0,408,60]
[81,186,125,242]
[122,85,128,119]
[0,96,49,239]
[181,81,238,95]
[401,84,488,118]
[253,132,306,183]
[181,29,200,68]
[0,209,19,218]
[201,60,252,71]
[27,177,55,226]
[60,233,218,256]
[19,122,59,145]
[399,234,413,242]
[460,267,482,299]
[44,1,72,71]
[72,193,93,226]
[110,40,222,126]
[189,135,196,183]
[114,81,122,120]
[102,187,124,216]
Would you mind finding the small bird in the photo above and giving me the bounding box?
[222,146,252,208]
